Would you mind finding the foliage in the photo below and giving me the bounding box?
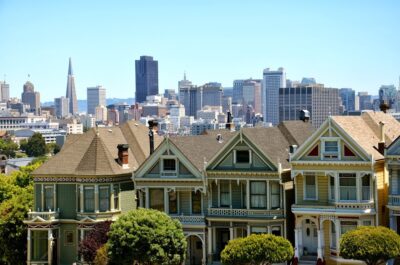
[46,143,61,155]
[24,133,48,157]
[0,138,19,158]
[78,221,112,264]
[340,226,400,265]
[94,244,109,265]
[0,159,45,265]
[107,208,187,265]
[221,234,294,265]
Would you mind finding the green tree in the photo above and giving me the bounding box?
[340,226,400,265]
[107,208,187,265]
[221,234,294,265]
[46,142,61,155]
[0,138,18,158]
[94,244,109,265]
[24,133,48,157]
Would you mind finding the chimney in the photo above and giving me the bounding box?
[299,110,310,122]
[148,120,158,154]
[289,145,298,154]
[225,111,234,131]
[378,121,385,155]
[380,101,389,113]
[117,144,129,169]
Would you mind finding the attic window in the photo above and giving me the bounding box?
[236,150,250,163]
[344,145,356,157]
[163,159,176,171]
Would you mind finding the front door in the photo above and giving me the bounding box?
[216,229,230,261]
[186,236,203,265]
[302,219,318,256]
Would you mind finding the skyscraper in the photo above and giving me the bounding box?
[358,92,373,111]
[54,96,70,118]
[262,68,286,125]
[21,81,41,114]
[87,86,106,115]
[66,58,78,115]
[339,88,356,112]
[0,81,10,102]
[135,56,158,103]
[233,79,262,115]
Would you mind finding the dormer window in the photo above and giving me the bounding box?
[324,141,338,153]
[235,150,250,164]
[322,138,339,159]
[163,159,176,172]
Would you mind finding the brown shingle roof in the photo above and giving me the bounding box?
[33,122,161,176]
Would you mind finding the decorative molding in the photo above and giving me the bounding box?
[34,176,130,183]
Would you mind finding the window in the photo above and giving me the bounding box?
[84,186,95,212]
[340,221,357,235]
[113,184,119,210]
[44,185,54,211]
[192,191,202,214]
[220,181,230,207]
[251,227,267,234]
[31,231,48,261]
[169,191,177,214]
[270,181,280,209]
[330,223,337,249]
[99,186,110,212]
[64,230,74,245]
[362,220,372,226]
[236,150,250,163]
[339,173,357,201]
[271,226,281,236]
[149,188,164,211]
[325,141,338,153]
[305,175,317,200]
[362,174,371,201]
[250,181,266,208]
[163,159,176,171]
[329,176,335,201]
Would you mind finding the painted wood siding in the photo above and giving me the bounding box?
[295,174,328,205]
[179,191,191,215]
[318,174,329,204]
[376,161,388,226]
[390,168,400,194]
[120,182,136,212]
[57,184,76,219]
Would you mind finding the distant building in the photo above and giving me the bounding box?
[179,86,199,117]
[200,82,223,111]
[21,81,41,114]
[65,58,78,115]
[300,77,316,85]
[95,105,107,122]
[178,72,192,91]
[339,88,356,112]
[223,87,233,98]
[279,83,341,128]
[87,86,106,114]
[0,81,10,102]
[135,56,158,103]
[379,85,397,110]
[65,119,83,134]
[164,89,177,100]
[358,92,373,111]
[54,96,69,118]
[233,79,262,115]
[222,96,232,114]
[262,68,286,125]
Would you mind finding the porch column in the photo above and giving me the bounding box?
[294,228,300,257]
[335,220,340,256]
[390,214,396,231]
[247,224,251,236]
[47,230,53,265]
[356,173,361,202]
[80,185,84,212]
[229,225,234,240]
[246,180,250,209]
[207,227,212,257]
[298,227,303,256]
[202,237,206,265]
[334,173,339,203]
[110,186,115,211]
[145,188,150,208]
[164,188,169,213]
[229,181,232,209]
[139,190,144,207]
[212,227,216,253]
[80,230,84,262]
[94,185,99,213]
[27,229,31,264]
[317,229,323,259]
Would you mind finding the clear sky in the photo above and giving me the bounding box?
[0,0,399,102]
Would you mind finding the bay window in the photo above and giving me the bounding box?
[191,191,202,214]
[250,181,266,209]
[361,174,371,201]
[340,220,357,235]
[220,181,230,207]
[169,191,178,214]
[84,186,95,212]
[270,181,280,209]
[99,185,110,212]
[304,175,317,200]
[44,185,54,211]
[113,184,119,210]
[149,188,164,211]
[339,173,357,201]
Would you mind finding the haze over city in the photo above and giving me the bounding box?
[1,0,400,102]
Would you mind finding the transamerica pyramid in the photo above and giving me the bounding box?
[66,57,78,115]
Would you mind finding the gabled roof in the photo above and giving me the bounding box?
[331,111,400,160]
[33,122,162,176]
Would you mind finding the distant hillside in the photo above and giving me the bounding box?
[42,98,135,113]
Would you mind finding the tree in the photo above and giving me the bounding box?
[107,208,187,265]
[46,143,61,155]
[221,234,294,265]
[94,244,109,265]
[340,226,400,265]
[24,133,48,157]
[78,221,112,264]
[0,138,18,158]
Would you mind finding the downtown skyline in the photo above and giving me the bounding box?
[1,1,400,102]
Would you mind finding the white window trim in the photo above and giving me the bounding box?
[160,155,178,176]
[190,190,203,215]
[43,184,56,211]
[303,174,318,201]
[330,222,337,250]
[328,174,335,202]
[338,173,358,202]
[321,137,341,160]
[219,180,231,208]
[234,149,252,164]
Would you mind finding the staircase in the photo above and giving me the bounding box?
[299,255,317,265]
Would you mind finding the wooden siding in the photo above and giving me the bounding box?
[232,182,242,209]
[376,161,388,226]
[57,184,76,219]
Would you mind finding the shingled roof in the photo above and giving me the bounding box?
[33,122,162,176]
[331,111,400,160]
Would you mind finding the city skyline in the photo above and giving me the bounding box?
[1,1,400,102]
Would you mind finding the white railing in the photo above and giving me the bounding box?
[207,208,284,217]
[389,195,400,206]
[28,211,59,221]
[172,215,205,224]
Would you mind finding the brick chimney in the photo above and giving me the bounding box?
[148,120,158,154]
[378,121,385,155]
[117,144,129,169]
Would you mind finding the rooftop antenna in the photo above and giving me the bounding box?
[3,74,6,82]
[184,71,187,81]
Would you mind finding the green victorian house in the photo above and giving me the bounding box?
[24,122,161,265]
[133,120,314,264]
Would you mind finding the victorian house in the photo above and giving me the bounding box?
[290,111,400,265]
[386,136,400,234]
[24,122,162,265]
[133,120,314,264]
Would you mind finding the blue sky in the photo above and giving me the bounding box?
[0,0,399,102]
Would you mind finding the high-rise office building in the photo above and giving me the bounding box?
[262,68,286,125]
[87,86,106,115]
[135,56,158,103]
[54,96,70,118]
[233,79,262,115]
[164,89,177,100]
[279,83,341,128]
[339,88,356,112]
[178,72,192,91]
[379,85,397,109]
[0,81,10,102]
[179,86,198,117]
[358,92,373,111]
[21,81,40,114]
[66,58,78,115]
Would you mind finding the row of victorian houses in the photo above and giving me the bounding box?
[24,111,400,265]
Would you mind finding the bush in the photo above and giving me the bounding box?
[94,244,109,265]
[221,233,294,265]
[107,208,186,265]
[340,226,400,265]
[78,221,111,263]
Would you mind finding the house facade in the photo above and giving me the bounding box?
[133,121,314,264]
[24,122,161,265]
[290,112,400,265]
[386,136,400,234]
